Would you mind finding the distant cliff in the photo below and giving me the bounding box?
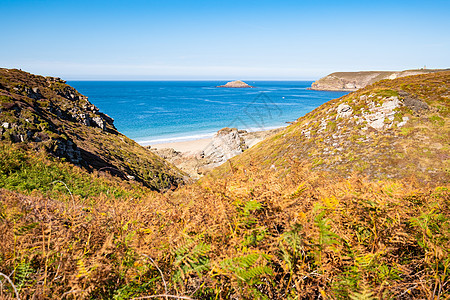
[310,69,447,91]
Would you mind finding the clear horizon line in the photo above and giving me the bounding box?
[66,78,319,81]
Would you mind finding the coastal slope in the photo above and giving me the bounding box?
[0,68,185,190]
[216,71,450,184]
[310,69,447,91]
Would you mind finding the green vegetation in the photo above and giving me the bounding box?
[0,95,13,103]
[0,143,148,200]
[0,68,185,191]
[373,89,399,98]
[0,69,449,299]
[1,163,448,299]
[429,115,445,126]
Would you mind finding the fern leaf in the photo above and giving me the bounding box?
[76,257,89,278]
[238,253,261,269]
[349,283,375,300]
[237,265,273,282]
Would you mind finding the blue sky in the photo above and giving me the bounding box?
[1,0,449,80]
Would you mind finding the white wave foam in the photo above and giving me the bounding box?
[138,132,217,145]
[136,125,286,146]
[203,99,233,105]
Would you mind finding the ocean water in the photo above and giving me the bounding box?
[68,81,348,145]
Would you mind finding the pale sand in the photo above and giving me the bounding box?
[150,138,212,153]
[148,127,285,153]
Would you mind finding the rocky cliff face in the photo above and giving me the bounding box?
[151,127,282,178]
[310,69,447,91]
[0,68,185,190]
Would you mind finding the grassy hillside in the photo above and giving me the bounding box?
[0,68,185,191]
[0,71,448,299]
[221,71,449,184]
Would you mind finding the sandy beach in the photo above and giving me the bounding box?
[148,127,285,154]
[146,127,285,178]
[150,138,212,153]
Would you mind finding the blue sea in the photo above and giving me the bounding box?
[68,81,348,145]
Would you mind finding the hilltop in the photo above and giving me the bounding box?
[310,69,447,91]
[0,68,185,190]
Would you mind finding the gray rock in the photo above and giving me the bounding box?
[203,128,245,162]
[92,116,106,130]
[53,139,82,164]
[337,103,353,118]
[363,96,401,130]
[26,87,42,99]
[403,96,429,112]
[78,113,91,126]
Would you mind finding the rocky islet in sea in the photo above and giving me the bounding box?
[217,80,254,88]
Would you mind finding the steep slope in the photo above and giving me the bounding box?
[217,71,450,184]
[310,69,446,91]
[0,68,185,191]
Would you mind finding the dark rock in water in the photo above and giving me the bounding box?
[217,80,253,88]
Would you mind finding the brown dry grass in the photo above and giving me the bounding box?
[0,70,449,299]
[1,160,448,299]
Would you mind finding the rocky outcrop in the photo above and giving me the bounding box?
[0,70,115,164]
[217,80,253,88]
[331,94,404,131]
[0,68,185,191]
[203,128,247,161]
[151,127,282,178]
[310,69,447,91]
